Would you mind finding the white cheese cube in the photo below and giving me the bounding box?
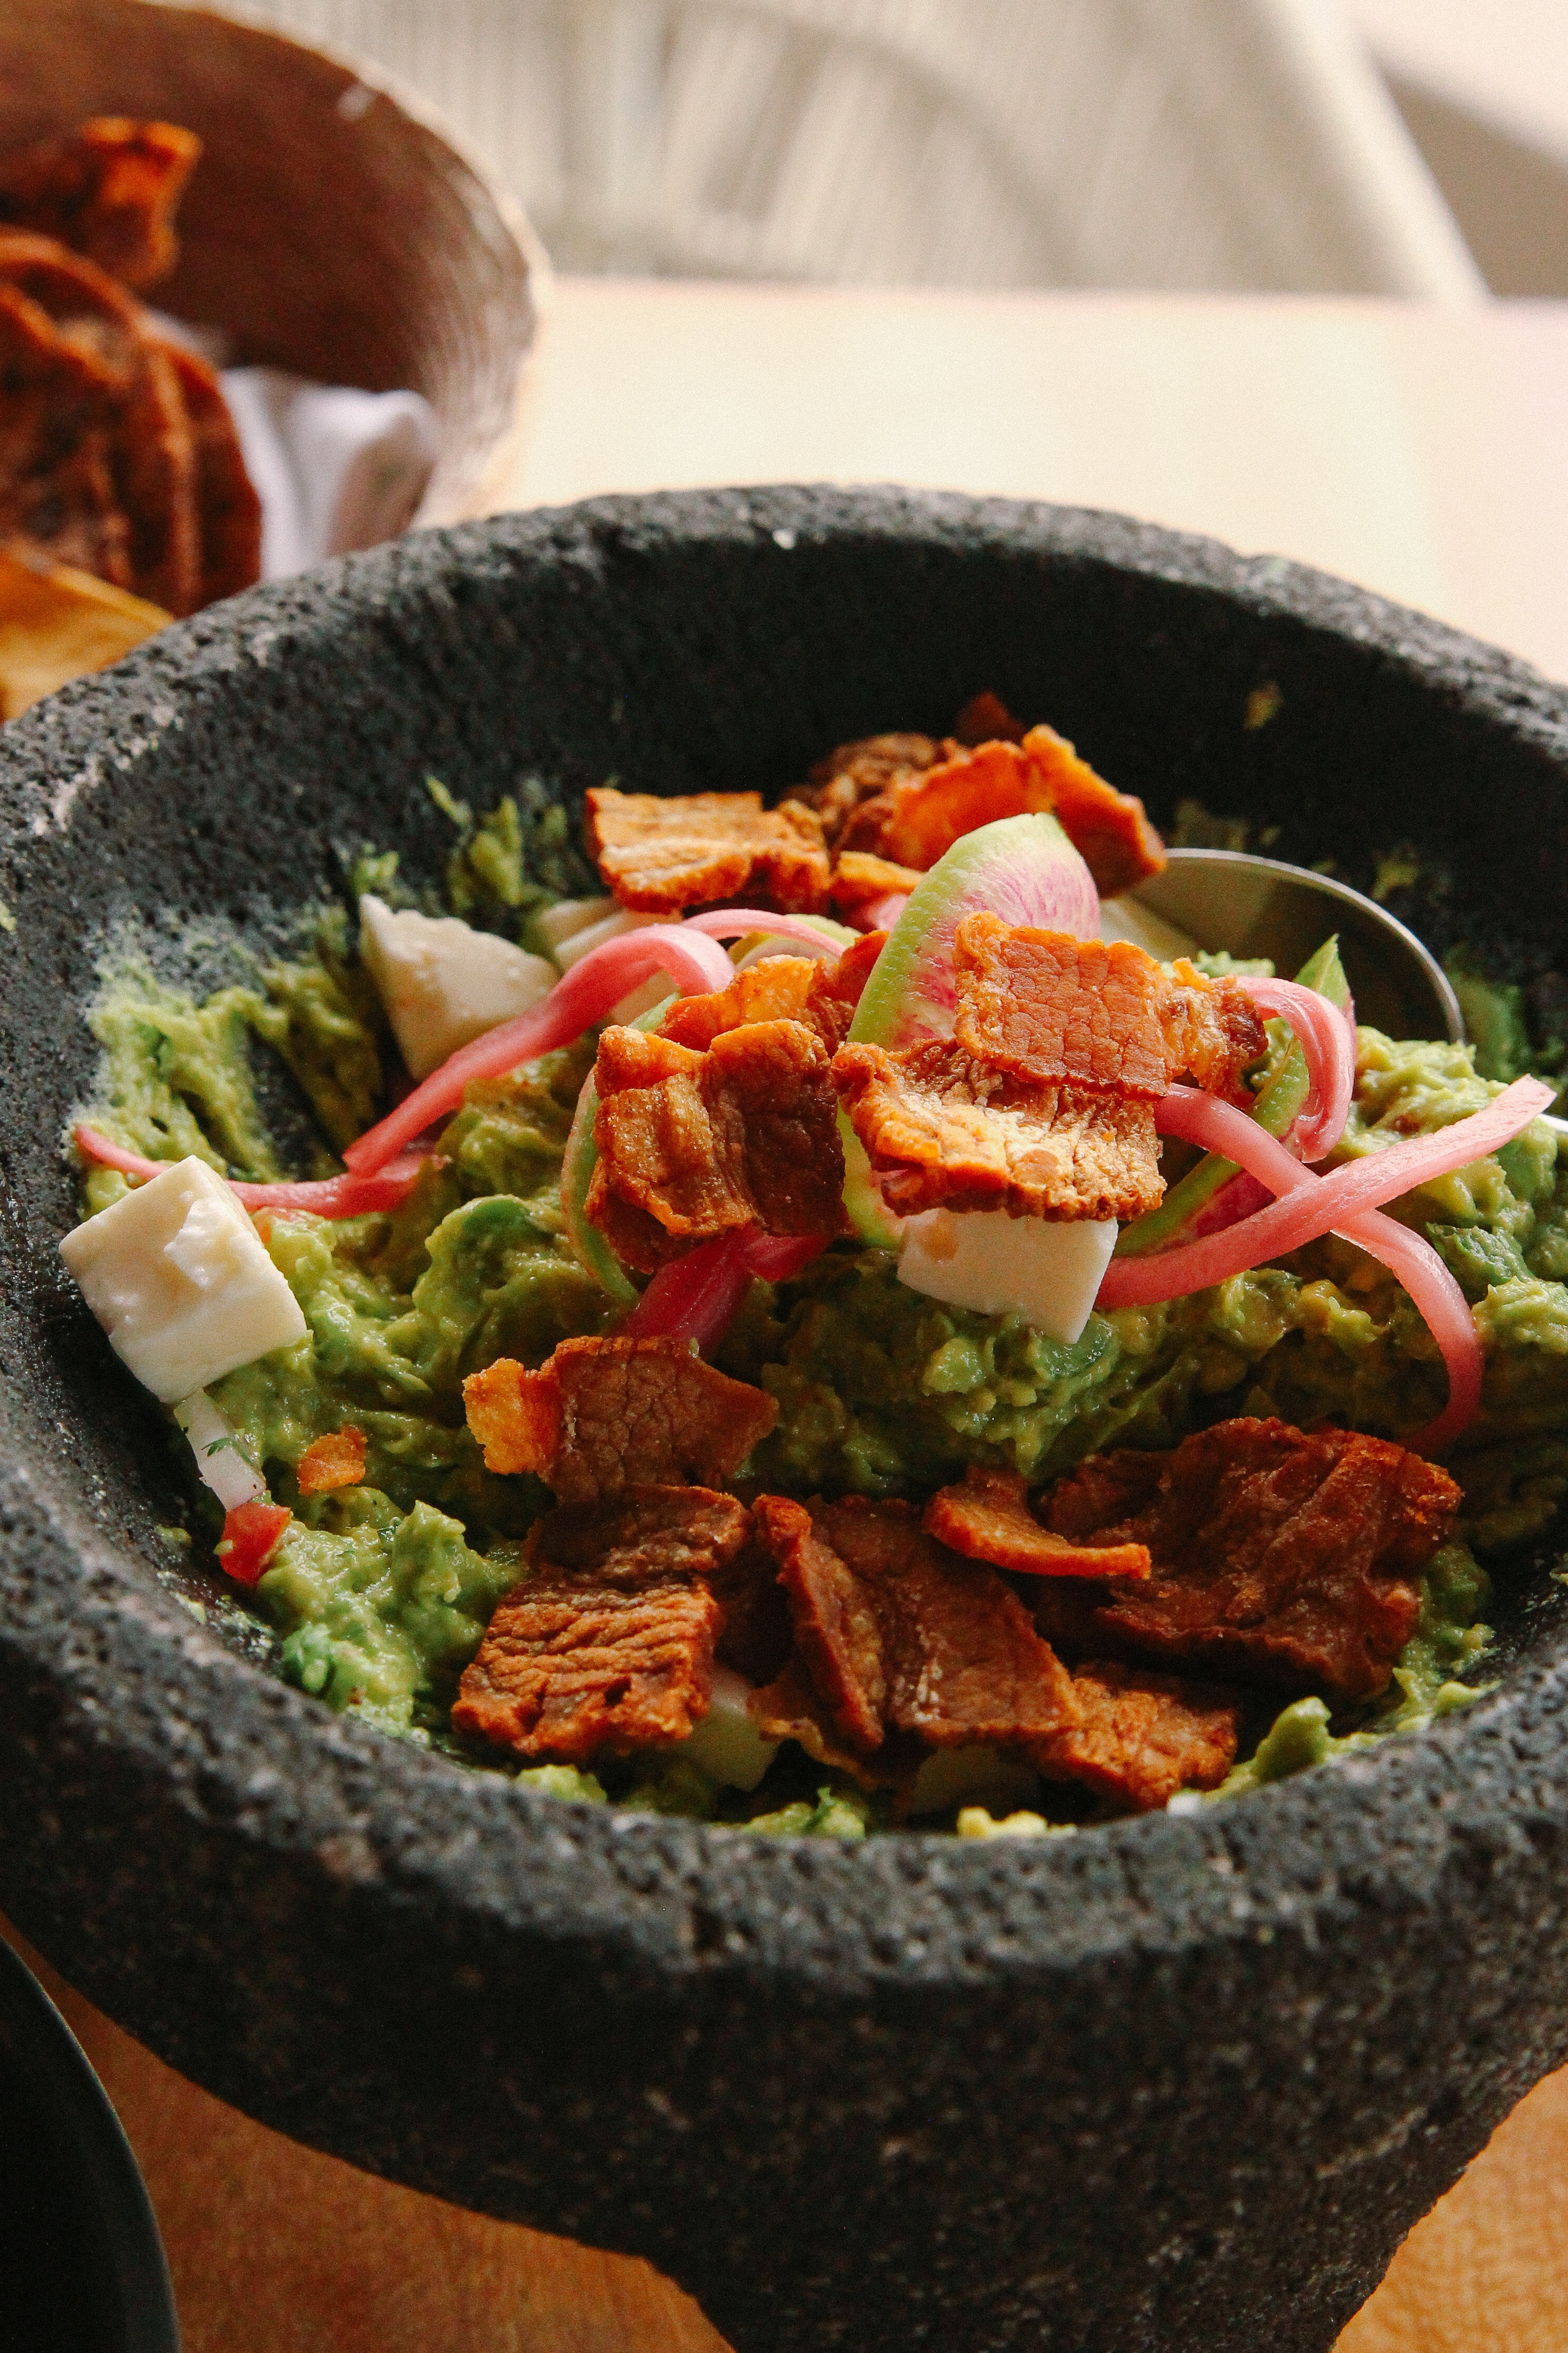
[59,1157,307,1402]
[897,1208,1117,1345]
[907,1744,1041,1820]
[358,896,557,1080]
[532,895,617,955]
[677,1665,780,1791]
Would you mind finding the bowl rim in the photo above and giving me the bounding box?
[4,482,1568,2011]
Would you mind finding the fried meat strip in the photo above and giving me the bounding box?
[748,1654,914,1790]
[295,1426,367,1495]
[588,1018,847,1268]
[1032,1418,1460,1700]
[464,1335,778,1504]
[954,913,1264,1100]
[952,691,1025,745]
[752,1494,1079,1753]
[925,1465,1152,1579]
[1034,1661,1242,1811]
[586,786,830,913]
[833,1038,1162,1220]
[833,918,1262,1221]
[454,1567,719,1760]
[524,1482,754,1582]
[658,931,882,1056]
[836,727,1164,897]
[0,119,201,289]
[827,849,924,923]
[784,731,946,848]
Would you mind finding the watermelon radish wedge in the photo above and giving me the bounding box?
[840,813,1101,1243]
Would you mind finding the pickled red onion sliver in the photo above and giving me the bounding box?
[75,1125,436,1217]
[624,1229,827,1353]
[344,923,733,1175]
[1093,1077,1552,1453]
[1095,1076,1552,1308]
[1238,975,1355,1162]
[861,893,912,932]
[680,909,845,957]
[1336,1209,1482,1455]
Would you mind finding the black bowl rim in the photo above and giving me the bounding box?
[4,482,1568,2012]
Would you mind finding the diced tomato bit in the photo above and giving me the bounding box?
[217,1500,293,1585]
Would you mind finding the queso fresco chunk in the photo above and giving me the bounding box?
[59,1156,305,1400]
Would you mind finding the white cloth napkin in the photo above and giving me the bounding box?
[221,370,440,580]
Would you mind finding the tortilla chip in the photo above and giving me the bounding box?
[160,339,262,606]
[0,540,167,718]
[0,231,204,615]
[0,118,201,290]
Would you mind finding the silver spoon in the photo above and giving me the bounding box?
[1119,848,1462,1042]
[1111,848,1568,1138]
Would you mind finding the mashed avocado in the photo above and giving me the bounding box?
[73,875,1564,1821]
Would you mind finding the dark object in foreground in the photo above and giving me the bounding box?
[7,488,1568,2353]
[0,1934,177,2353]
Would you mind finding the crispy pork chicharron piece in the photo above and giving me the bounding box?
[0,280,131,584]
[295,1426,367,1496]
[951,690,1025,746]
[588,1017,848,1267]
[454,1566,720,1761]
[586,786,831,913]
[832,1038,1163,1221]
[655,931,882,1057]
[752,1494,1080,1754]
[463,1335,778,1505]
[955,913,1264,1101]
[1034,1660,1242,1811]
[827,849,924,923]
[524,1482,754,1582]
[1032,1417,1460,1701]
[839,726,1166,898]
[783,731,947,848]
[708,1533,796,1685]
[0,230,202,614]
[924,1464,1152,1579]
[0,118,201,289]
[832,917,1263,1221]
[747,1654,914,1790]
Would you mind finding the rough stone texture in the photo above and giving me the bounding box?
[4,487,1568,2353]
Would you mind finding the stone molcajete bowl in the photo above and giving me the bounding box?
[4,486,1568,2353]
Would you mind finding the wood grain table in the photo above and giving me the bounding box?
[20,279,1568,2349]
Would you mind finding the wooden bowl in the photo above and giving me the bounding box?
[0,0,544,528]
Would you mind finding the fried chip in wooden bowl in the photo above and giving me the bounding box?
[0,538,167,718]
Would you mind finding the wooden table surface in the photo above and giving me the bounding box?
[23,279,1568,2349]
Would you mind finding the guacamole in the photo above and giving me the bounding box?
[71,816,1568,1834]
